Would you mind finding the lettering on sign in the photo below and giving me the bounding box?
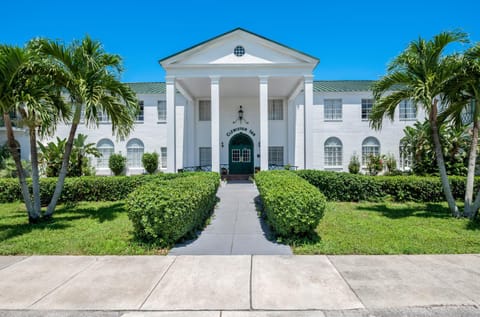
[226,127,256,137]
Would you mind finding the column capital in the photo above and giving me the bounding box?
[209,76,221,84]
[304,75,314,84]
[166,75,176,84]
[258,75,269,84]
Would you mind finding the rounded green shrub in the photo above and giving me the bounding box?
[126,172,220,246]
[255,170,326,237]
[142,152,159,174]
[109,154,126,176]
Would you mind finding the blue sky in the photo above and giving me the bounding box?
[1,0,479,82]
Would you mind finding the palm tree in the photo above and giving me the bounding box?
[35,36,138,217]
[0,44,67,222]
[440,44,480,218]
[370,31,468,217]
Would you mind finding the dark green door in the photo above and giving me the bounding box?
[229,133,254,174]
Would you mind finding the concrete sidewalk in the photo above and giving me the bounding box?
[1,255,480,316]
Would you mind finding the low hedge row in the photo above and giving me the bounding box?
[126,172,220,246]
[0,173,185,204]
[296,170,478,202]
[255,170,326,237]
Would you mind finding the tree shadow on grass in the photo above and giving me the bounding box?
[0,202,125,243]
[466,219,480,231]
[355,202,452,220]
[58,202,125,223]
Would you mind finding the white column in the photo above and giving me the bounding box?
[304,75,314,169]
[259,76,269,171]
[166,76,176,173]
[210,76,220,173]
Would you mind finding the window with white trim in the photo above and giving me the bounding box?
[199,100,211,121]
[399,144,413,170]
[136,101,144,122]
[157,100,166,121]
[126,139,144,168]
[361,99,373,120]
[199,147,212,167]
[96,139,114,168]
[268,99,283,120]
[324,99,342,121]
[160,147,167,168]
[268,146,284,166]
[461,99,475,124]
[324,137,342,167]
[399,100,416,121]
[362,137,380,165]
[98,109,109,122]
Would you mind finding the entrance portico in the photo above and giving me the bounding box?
[160,28,318,173]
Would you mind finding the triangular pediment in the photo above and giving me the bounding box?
[160,28,319,69]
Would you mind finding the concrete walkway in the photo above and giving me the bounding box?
[1,255,480,316]
[169,181,291,255]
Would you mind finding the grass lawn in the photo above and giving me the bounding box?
[292,202,480,255]
[0,201,167,255]
[1,200,480,255]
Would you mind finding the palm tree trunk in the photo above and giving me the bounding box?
[464,118,479,218]
[430,102,459,217]
[45,105,81,217]
[28,126,41,216]
[3,113,38,221]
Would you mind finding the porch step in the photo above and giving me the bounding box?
[223,174,253,181]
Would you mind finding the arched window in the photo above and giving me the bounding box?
[324,137,342,167]
[127,139,144,168]
[362,137,380,165]
[96,139,114,168]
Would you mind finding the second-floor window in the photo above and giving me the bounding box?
[324,99,342,121]
[268,99,283,120]
[136,101,144,122]
[199,100,211,121]
[361,99,373,120]
[399,100,416,121]
[157,100,166,121]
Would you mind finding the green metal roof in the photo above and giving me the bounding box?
[126,80,378,95]
[126,82,165,94]
[313,80,375,92]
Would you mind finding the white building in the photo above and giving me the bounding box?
[1,28,422,175]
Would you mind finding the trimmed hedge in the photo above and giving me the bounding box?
[0,173,186,204]
[296,170,478,202]
[126,172,220,246]
[255,170,326,237]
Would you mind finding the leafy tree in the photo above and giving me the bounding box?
[109,153,126,176]
[384,154,397,173]
[366,154,384,176]
[370,31,468,217]
[0,157,31,178]
[69,134,100,177]
[440,43,480,218]
[38,137,66,177]
[0,44,67,222]
[142,152,159,174]
[348,154,360,174]
[38,134,99,177]
[35,36,138,217]
[0,144,10,169]
[401,121,469,176]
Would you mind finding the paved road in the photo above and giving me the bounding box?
[169,180,292,255]
[1,255,480,316]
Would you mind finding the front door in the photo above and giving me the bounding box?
[229,133,254,174]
